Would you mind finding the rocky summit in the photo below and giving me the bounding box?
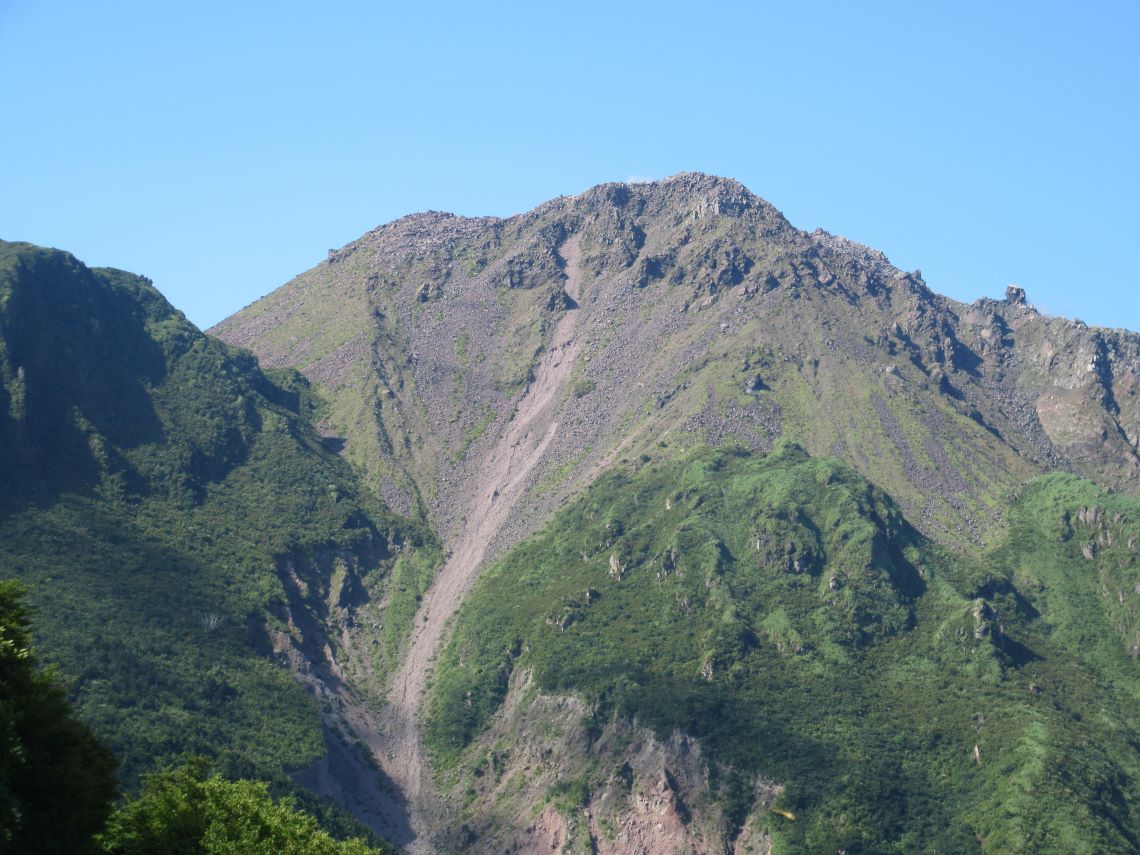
[4,175,1140,854]
[215,173,1140,549]
[206,174,1140,853]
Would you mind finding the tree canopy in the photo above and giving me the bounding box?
[99,760,382,855]
[0,580,118,853]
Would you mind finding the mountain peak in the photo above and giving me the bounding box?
[214,172,1140,552]
[566,172,782,224]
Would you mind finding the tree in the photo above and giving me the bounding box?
[0,580,118,853]
[99,760,385,854]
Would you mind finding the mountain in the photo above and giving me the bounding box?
[4,171,1139,853]
[0,239,435,846]
[212,173,1140,550]
[209,174,1140,852]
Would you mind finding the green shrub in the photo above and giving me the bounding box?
[100,761,387,854]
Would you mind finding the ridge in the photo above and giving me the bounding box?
[209,176,1140,849]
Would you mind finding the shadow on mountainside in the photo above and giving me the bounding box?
[292,723,418,847]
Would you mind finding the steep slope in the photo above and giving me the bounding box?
[212,173,1140,850]
[0,240,432,846]
[212,173,1140,556]
[365,235,586,849]
[427,444,1140,853]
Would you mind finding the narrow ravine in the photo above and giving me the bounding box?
[369,237,585,852]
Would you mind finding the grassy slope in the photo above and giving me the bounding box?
[0,240,434,822]
[426,443,1140,853]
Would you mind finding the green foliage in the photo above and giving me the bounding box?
[452,406,495,463]
[1,581,387,853]
[0,581,118,854]
[427,444,1140,852]
[99,761,391,854]
[379,545,443,667]
[0,242,436,818]
[571,377,596,399]
[454,331,470,363]
[546,775,590,813]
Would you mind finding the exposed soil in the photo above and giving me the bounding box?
[272,560,418,846]
[370,237,584,852]
[443,669,780,855]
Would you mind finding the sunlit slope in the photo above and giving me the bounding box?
[427,444,1140,853]
[214,174,1140,555]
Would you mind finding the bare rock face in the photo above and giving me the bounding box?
[1014,320,1140,489]
[432,670,779,855]
[212,173,1140,554]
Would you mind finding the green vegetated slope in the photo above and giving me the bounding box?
[0,240,434,810]
[427,443,1140,853]
[2,580,392,854]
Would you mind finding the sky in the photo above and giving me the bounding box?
[1,1,1137,331]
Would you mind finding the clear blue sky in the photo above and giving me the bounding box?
[2,1,1137,331]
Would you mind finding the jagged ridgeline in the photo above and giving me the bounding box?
[426,445,1140,853]
[0,240,434,806]
[214,173,1140,552]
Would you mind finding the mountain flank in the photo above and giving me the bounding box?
[371,233,587,846]
[427,444,1140,852]
[210,174,1140,851]
[3,172,1140,853]
[0,239,428,847]
[213,173,1140,557]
